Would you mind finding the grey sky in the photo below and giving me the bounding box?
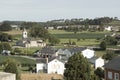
[0,0,119,22]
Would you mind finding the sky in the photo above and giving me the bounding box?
[0,0,120,22]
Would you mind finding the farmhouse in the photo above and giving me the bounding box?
[16,28,46,47]
[104,56,120,80]
[36,57,65,75]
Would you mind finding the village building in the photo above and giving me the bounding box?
[0,72,16,80]
[81,49,95,59]
[16,28,46,47]
[36,57,65,75]
[104,56,120,80]
[89,57,104,69]
[105,26,112,31]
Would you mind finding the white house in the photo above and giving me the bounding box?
[81,49,95,59]
[95,57,104,69]
[105,26,112,31]
[48,59,65,75]
[88,57,104,69]
[36,58,65,75]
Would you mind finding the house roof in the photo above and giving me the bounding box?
[36,57,66,63]
[104,56,120,71]
[88,56,98,64]
[40,46,56,54]
[82,49,95,59]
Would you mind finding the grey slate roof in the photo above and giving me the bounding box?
[88,56,98,64]
[103,56,120,71]
[40,46,56,54]
[36,57,66,63]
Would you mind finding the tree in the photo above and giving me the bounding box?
[29,25,50,40]
[48,35,60,45]
[94,67,104,80]
[102,53,117,61]
[99,41,106,50]
[0,33,13,42]
[3,58,21,80]
[64,53,91,80]
[0,42,12,53]
[0,22,12,31]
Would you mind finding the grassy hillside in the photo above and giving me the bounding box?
[0,54,35,65]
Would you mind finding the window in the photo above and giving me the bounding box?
[114,73,119,80]
[108,71,112,79]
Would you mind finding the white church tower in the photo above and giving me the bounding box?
[22,28,28,39]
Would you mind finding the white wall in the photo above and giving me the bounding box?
[0,72,16,80]
[95,57,104,69]
[48,59,65,75]
[36,63,46,73]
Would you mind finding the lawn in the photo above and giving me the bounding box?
[18,47,41,55]
[60,39,100,46]
[52,31,113,39]
[0,54,35,65]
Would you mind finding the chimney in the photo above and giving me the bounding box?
[46,57,48,63]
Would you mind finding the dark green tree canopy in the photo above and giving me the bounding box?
[0,42,12,53]
[99,41,106,50]
[0,22,12,31]
[64,53,91,80]
[3,58,21,80]
[48,35,60,45]
[94,67,104,80]
[29,25,49,40]
[102,53,117,61]
[0,33,13,42]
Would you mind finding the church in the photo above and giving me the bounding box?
[16,29,46,48]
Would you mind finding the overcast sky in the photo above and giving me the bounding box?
[0,0,119,22]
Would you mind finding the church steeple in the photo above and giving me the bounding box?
[22,28,27,39]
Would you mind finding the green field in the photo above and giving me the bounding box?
[0,54,35,65]
[108,21,120,26]
[49,30,113,39]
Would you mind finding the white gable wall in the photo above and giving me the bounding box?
[95,57,104,69]
[36,63,47,73]
[48,59,65,75]
[82,49,94,59]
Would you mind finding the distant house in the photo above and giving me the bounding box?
[55,47,86,59]
[45,27,54,30]
[81,49,95,59]
[89,57,104,69]
[11,25,20,30]
[104,56,120,80]
[36,57,65,75]
[112,26,120,32]
[105,26,112,31]
[1,50,11,55]
[0,72,16,80]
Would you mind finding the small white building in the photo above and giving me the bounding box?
[36,58,65,75]
[105,26,112,31]
[81,49,95,59]
[89,57,104,69]
[0,72,16,80]
[95,57,104,69]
